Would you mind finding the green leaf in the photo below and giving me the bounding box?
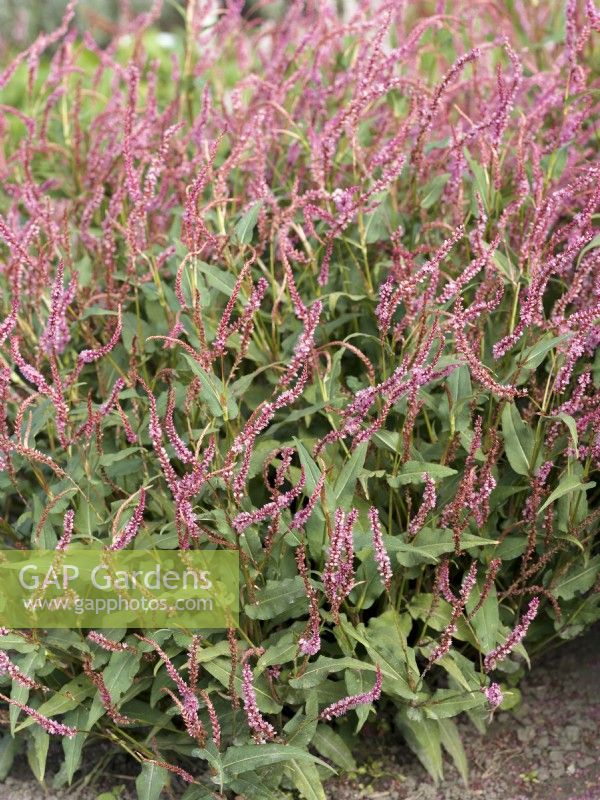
[289,656,376,690]
[180,788,218,800]
[27,726,49,783]
[96,787,127,800]
[245,576,307,620]
[421,173,450,209]
[438,718,469,785]
[194,641,231,663]
[222,744,332,778]
[202,658,281,714]
[395,528,496,567]
[501,402,535,476]
[437,653,479,693]
[229,776,286,800]
[284,706,318,749]
[467,582,499,654]
[294,438,323,496]
[16,676,92,731]
[344,669,371,732]
[395,542,439,566]
[539,475,595,514]
[424,688,485,719]
[395,711,443,784]
[0,634,36,653]
[182,355,238,420]
[62,707,90,784]
[293,438,335,531]
[495,535,527,560]
[387,461,457,487]
[286,760,326,800]
[194,261,236,296]
[10,650,42,734]
[136,761,168,800]
[543,144,569,181]
[492,251,517,283]
[447,365,473,432]
[372,431,401,452]
[74,490,105,538]
[193,742,224,791]
[81,305,119,319]
[312,725,356,771]
[255,634,297,675]
[99,447,139,466]
[339,620,415,700]
[334,442,367,510]
[464,148,492,213]
[230,364,272,398]
[363,193,388,243]
[408,595,475,649]
[0,735,16,781]
[556,413,579,457]
[89,651,140,728]
[520,334,572,371]
[235,201,262,244]
[499,686,521,711]
[554,556,600,600]
[324,292,368,315]
[191,741,225,792]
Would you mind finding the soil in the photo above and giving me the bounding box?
[327,625,600,800]
[0,626,598,800]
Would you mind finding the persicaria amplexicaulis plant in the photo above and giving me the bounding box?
[0,0,600,796]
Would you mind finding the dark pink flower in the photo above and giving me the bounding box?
[320,665,382,721]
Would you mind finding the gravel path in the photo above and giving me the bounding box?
[1,627,599,800]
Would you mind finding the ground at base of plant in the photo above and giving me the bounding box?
[326,625,600,800]
[1,627,598,800]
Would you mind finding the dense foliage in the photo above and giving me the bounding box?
[1,1,600,797]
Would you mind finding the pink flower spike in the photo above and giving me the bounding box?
[280,300,322,387]
[0,296,18,346]
[141,758,194,784]
[320,665,382,721]
[291,472,325,530]
[87,631,134,653]
[408,475,436,537]
[82,656,130,725]
[437,560,456,604]
[232,470,305,533]
[369,506,392,591]
[459,562,478,603]
[0,692,76,737]
[241,661,277,743]
[483,682,503,709]
[298,589,321,656]
[429,622,458,663]
[136,634,204,741]
[296,544,321,657]
[323,508,358,621]
[200,689,222,750]
[165,386,194,463]
[484,597,540,672]
[56,509,74,552]
[77,306,122,365]
[0,651,42,689]
[109,488,146,551]
[298,612,321,656]
[40,260,76,356]
[135,634,190,699]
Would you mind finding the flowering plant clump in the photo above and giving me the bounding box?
[1,0,600,796]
